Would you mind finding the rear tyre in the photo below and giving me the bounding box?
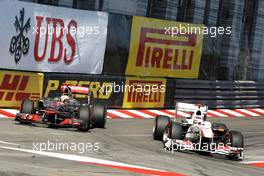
[78,106,91,131]
[92,104,107,128]
[21,99,34,114]
[153,115,170,141]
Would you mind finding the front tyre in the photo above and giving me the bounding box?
[227,131,244,148]
[21,99,34,114]
[92,104,107,128]
[170,122,183,140]
[153,115,170,141]
[225,131,244,159]
[163,122,183,148]
[78,106,91,131]
[17,99,34,124]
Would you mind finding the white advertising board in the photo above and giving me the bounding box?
[0,0,108,74]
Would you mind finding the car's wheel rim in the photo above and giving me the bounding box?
[103,107,107,125]
[153,120,156,134]
[163,129,168,142]
[225,134,231,144]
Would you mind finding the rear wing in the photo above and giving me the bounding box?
[61,84,89,95]
[175,102,208,119]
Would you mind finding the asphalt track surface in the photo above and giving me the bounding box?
[0,117,263,176]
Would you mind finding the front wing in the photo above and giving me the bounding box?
[15,113,82,127]
[164,139,244,159]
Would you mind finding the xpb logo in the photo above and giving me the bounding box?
[9,8,31,64]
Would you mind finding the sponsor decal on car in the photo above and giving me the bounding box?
[126,16,204,78]
[0,70,43,108]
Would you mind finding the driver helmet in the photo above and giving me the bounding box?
[60,95,69,102]
[63,86,72,97]
[193,110,204,124]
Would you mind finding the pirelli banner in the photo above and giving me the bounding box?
[0,70,44,108]
[126,16,204,78]
[122,77,167,108]
[43,73,124,107]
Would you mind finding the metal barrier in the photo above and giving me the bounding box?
[173,80,264,109]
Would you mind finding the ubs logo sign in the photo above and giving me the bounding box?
[9,8,31,64]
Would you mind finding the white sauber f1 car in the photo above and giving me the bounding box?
[153,102,244,159]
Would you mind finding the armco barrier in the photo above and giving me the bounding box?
[172,80,264,109]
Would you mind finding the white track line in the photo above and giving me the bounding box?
[0,141,20,146]
[241,161,264,164]
[0,145,167,172]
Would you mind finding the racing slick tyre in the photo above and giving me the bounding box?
[153,115,170,141]
[92,104,107,128]
[225,131,244,159]
[163,122,183,148]
[170,122,183,140]
[228,131,244,148]
[77,106,91,131]
[21,99,34,114]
